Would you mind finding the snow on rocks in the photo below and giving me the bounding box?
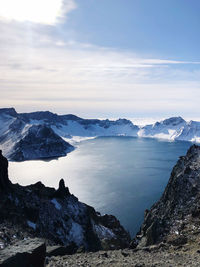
[0,109,200,161]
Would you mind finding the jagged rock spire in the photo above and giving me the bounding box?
[0,150,11,191]
[53,179,70,199]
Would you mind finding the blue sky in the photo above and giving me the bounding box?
[0,0,200,118]
[65,0,200,60]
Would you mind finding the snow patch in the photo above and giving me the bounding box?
[93,223,115,239]
[51,198,61,210]
[27,220,36,230]
[64,136,97,146]
[68,222,84,246]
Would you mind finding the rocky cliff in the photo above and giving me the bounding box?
[0,152,130,252]
[134,144,200,248]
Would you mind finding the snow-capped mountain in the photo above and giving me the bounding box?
[138,117,200,143]
[138,117,187,140]
[0,108,74,161]
[20,110,139,138]
[0,108,200,161]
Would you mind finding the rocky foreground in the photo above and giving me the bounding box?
[46,246,200,267]
[1,145,200,266]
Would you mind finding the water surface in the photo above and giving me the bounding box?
[9,137,191,236]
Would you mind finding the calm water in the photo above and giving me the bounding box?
[9,137,191,236]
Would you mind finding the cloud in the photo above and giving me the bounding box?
[0,0,77,25]
[0,20,200,117]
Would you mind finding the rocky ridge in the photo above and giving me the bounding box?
[0,150,130,253]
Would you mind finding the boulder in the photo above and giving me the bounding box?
[46,243,77,257]
[0,238,46,267]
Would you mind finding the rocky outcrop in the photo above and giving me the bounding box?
[0,238,46,267]
[135,144,200,248]
[8,125,74,161]
[0,152,130,252]
[0,150,11,192]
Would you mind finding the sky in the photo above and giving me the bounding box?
[0,0,200,119]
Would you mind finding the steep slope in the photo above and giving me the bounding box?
[138,116,187,140]
[138,117,200,142]
[8,124,74,161]
[0,151,130,251]
[175,120,200,142]
[135,144,200,247]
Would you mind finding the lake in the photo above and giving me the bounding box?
[9,136,191,236]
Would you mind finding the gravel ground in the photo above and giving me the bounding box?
[46,245,200,267]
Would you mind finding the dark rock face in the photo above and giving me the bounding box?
[8,125,74,161]
[0,238,46,267]
[53,179,70,199]
[0,153,130,252]
[0,108,18,118]
[135,145,200,247]
[0,150,11,192]
[46,245,77,256]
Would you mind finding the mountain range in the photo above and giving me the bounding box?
[0,108,200,161]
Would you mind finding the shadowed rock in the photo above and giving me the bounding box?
[0,154,130,251]
[53,179,70,199]
[0,150,11,192]
[135,144,200,248]
[0,238,46,267]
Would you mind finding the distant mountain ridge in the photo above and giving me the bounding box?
[0,108,200,161]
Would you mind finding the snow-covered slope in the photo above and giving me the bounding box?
[138,117,200,142]
[0,108,200,161]
[20,111,139,138]
[138,117,187,140]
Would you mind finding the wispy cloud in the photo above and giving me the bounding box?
[0,19,200,117]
